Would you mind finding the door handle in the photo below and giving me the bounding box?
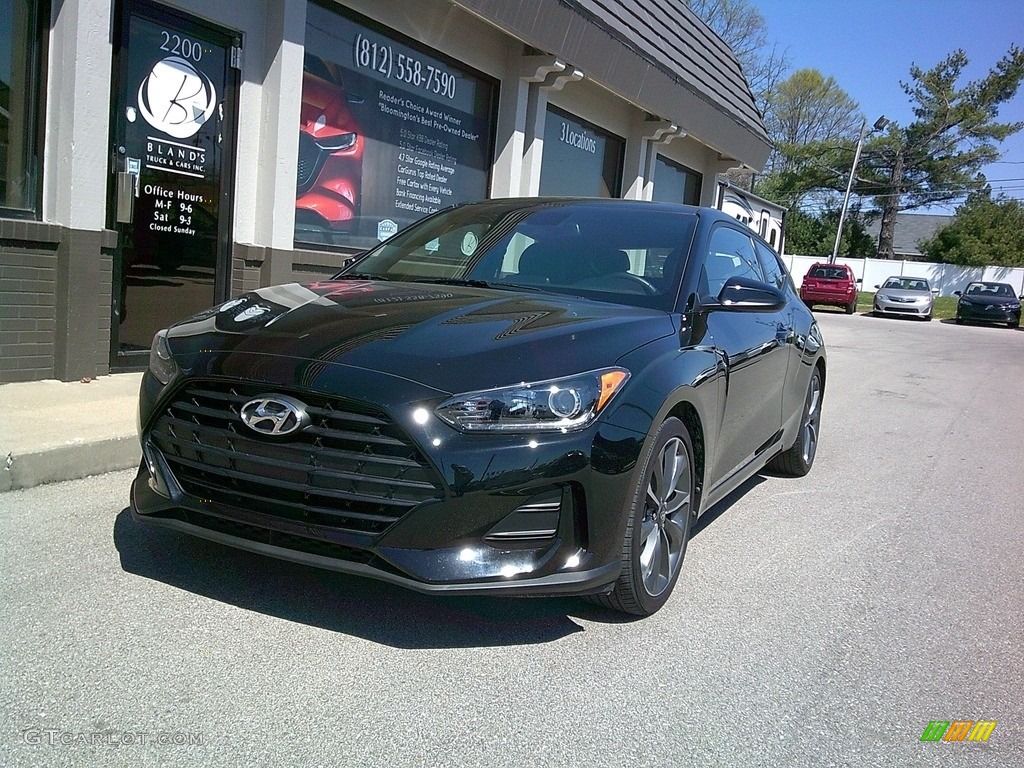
[115,171,135,224]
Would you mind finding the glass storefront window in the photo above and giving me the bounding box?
[0,0,44,217]
[653,155,702,206]
[539,107,623,198]
[298,4,496,251]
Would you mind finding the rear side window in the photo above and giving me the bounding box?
[755,241,790,291]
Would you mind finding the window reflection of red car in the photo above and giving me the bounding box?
[296,69,363,237]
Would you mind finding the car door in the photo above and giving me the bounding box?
[699,225,791,485]
[754,239,801,424]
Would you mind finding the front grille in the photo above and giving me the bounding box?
[296,131,327,194]
[149,380,444,535]
[154,508,390,568]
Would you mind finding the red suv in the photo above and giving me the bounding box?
[800,262,860,314]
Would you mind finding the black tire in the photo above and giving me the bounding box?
[955,317,964,325]
[924,314,932,322]
[845,298,857,314]
[873,309,882,318]
[589,417,696,617]
[767,366,823,478]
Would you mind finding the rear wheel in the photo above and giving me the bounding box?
[767,366,823,477]
[845,298,857,314]
[589,417,695,617]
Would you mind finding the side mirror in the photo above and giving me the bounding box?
[716,275,787,312]
[874,284,881,289]
[931,288,939,295]
[855,278,863,284]
[953,290,962,297]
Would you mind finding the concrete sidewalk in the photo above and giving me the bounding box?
[0,373,143,492]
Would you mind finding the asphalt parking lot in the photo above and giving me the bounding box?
[1,310,1022,767]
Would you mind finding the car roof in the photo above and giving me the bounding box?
[467,196,750,226]
[886,275,929,284]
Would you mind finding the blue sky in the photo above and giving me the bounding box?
[751,0,1024,211]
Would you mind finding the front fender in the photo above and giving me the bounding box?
[602,339,726,500]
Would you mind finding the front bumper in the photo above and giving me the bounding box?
[130,468,620,595]
[873,296,932,318]
[130,374,647,597]
[957,304,1021,325]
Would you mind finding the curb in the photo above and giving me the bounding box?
[1,436,140,493]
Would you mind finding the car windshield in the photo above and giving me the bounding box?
[966,282,1014,297]
[341,200,698,311]
[810,266,850,280]
[883,277,929,291]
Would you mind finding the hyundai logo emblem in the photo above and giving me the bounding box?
[240,395,311,436]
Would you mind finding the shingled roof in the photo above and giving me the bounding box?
[450,0,772,169]
[865,214,953,258]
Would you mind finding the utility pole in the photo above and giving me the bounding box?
[830,115,888,264]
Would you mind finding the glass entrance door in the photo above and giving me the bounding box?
[108,0,237,367]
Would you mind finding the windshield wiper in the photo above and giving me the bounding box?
[338,273,396,281]
[415,278,498,289]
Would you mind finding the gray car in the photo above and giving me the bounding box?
[873,276,936,321]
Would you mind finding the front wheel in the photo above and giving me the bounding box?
[768,366,823,477]
[590,418,696,617]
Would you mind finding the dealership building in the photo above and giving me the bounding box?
[1,0,770,383]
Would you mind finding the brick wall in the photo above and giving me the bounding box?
[0,221,61,382]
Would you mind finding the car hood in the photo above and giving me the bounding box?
[959,294,1019,305]
[164,280,676,395]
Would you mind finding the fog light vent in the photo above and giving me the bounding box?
[484,489,563,542]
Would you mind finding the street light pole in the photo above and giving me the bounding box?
[830,115,888,264]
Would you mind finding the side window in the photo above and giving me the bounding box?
[1,0,46,217]
[755,241,789,291]
[702,226,764,298]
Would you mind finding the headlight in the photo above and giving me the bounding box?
[877,293,890,301]
[148,329,179,385]
[317,132,357,152]
[1008,302,1021,310]
[435,368,630,432]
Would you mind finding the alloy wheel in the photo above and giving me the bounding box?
[801,371,822,465]
[638,436,692,596]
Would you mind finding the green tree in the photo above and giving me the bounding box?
[857,47,1024,258]
[762,69,861,176]
[919,192,1024,267]
[784,205,875,258]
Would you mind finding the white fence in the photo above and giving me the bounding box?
[784,255,1024,298]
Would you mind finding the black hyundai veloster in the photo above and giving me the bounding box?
[131,198,825,616]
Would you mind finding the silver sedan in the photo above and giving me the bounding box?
[873,276,936,321]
